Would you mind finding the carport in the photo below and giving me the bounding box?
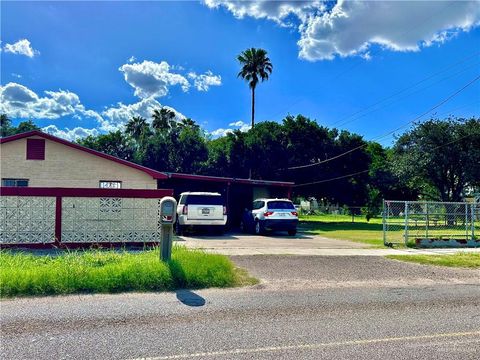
[157,173,293,227]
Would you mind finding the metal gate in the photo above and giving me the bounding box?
[383,200,479,247]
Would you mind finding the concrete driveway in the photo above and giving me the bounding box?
[177,231,480,256]
[177,231,369,255]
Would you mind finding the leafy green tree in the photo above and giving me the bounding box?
[393,117,480,201]
[140,116,207,173]
[77,131,135,161]
[245,121,287,180]
[1,115,39,137]
[1,114,13,137]
[16,120,40,133]
[237,48,273,128]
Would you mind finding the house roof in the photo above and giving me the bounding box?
[0,130,168,180]
[0,131,294,187]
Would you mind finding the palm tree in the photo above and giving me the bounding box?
[125,116,149,141]
[179,117,198,129]
[237,48,273,129]
[152,108,176,133]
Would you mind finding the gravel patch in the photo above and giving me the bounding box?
[231,255,480,290]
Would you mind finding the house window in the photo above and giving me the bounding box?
[2,178,29,187]
[26,139,45,160]
[99,181,122,189]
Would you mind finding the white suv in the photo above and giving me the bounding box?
[240,198,298,236]
[176,192,227,235]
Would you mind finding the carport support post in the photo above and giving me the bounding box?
[382,200,387,246]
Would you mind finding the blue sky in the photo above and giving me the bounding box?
[1,1,479,144]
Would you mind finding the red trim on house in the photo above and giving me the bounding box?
[166,172,294,187]
[1,131,168,180]
[0,187,173,198]
[26,138,46,160]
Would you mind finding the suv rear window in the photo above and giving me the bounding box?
[183,195,224,205]
[267,201,295,210]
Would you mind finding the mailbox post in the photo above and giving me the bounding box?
[159,196,177,261]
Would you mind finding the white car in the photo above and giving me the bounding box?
[240,198,298,236]
[176,192,227,235]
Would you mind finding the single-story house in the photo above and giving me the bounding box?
[0,131,293,225]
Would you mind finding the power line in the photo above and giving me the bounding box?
[294,170,369,187]
[329,56,480,129]
[285,74,480,171]
[374,99,480,145]
[293,130,478,188]
[264,2,458,121]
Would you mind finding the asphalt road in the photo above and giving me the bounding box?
[1,256,479,360]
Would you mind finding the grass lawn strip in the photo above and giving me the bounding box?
[386,253,480,268]
[0,246,257,298]
[299,214,385,247]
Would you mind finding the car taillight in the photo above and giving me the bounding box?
[264,211,274,217]
[291,211,298,217]
[223,206,227,215]
[182,205,188,215]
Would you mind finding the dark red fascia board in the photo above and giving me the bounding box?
[0,131,168,180]
[0,187,173,198]
[166,172,294,187]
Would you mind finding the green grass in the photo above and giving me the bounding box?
[0,246,257,298]
[298,214,478,248]
[299,214,386,247]
[386,253,480,268]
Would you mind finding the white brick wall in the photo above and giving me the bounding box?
[0,136,158,189]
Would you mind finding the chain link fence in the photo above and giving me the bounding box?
[383,200,479,247]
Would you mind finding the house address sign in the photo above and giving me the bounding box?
[99,181,122,189]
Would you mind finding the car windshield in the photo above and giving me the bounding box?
[185,195,224,205]
[267,201,295,210]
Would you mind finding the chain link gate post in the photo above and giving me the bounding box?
[404,201,409,246]
[472,203,476,241]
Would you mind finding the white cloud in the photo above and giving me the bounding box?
[188,71,222,91]
[210,128,233,137]
[119,60,190,98]
[204,0,480,61]
[0,82,188,137]
[118,60,222,97]
[0,82,102,122]
[204,0,322,25]
[4,39,39,58]
[127,55,136,63]
[11,73,22,79]
[229,120,251,132]
[42,125,99,141]
[210,120,251,138]
[101,97,185,132]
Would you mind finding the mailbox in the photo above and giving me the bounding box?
[159,197,177,261]
[160,197,176,224]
